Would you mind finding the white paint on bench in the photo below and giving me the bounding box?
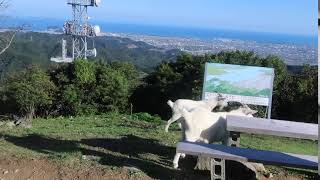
[177,142,318,170]
[226,115,318,140]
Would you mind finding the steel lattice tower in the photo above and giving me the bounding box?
[51,0,101,63]
[70,1,89,59]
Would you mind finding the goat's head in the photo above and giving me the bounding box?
[240,104,258,116]
[217,93,226,101]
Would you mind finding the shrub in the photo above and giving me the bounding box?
[4,66,56,121]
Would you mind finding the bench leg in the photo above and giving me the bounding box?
[227,131,240,147]
[210,158,226,180]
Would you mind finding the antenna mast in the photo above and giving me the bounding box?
[51,0,101,63]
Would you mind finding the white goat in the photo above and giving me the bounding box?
[165,95,227,133]
[173,105,257,169]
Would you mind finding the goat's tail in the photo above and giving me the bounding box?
[167,100,174,108]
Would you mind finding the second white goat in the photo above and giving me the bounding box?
[173,105,257,169]
[165,95,227,132]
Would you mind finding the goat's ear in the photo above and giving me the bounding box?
[245,109,258,115]
[251,110,258,115]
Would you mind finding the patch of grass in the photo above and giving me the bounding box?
[241,133,317,155]
[0,113,318,179]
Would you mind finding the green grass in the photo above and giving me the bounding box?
[0,113,318,179]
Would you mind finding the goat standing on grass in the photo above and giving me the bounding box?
[173,105,257,169]
[165,95,227,133]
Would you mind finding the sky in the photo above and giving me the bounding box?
[5,0,318,36]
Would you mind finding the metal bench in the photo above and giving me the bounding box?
[176,116,318,180]
[226,115,318,145]
[177,142,318,179]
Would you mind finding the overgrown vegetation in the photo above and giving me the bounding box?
[0,50,317,124]
[132,52,317,123]
[0,60,139,121]
[3,66,56,121]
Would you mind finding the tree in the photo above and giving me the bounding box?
[4,66,56,121]
[109,61,139,92]
[0,0,20,55]
[95,63,130,112]
[50,60,137,116]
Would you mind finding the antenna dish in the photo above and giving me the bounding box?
[86,48,97,57]
[94,0,101,6]
[93,25,101,36]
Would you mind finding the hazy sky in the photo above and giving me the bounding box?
[6,0,318,36]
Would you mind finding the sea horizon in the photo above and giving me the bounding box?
[3,16,318,47]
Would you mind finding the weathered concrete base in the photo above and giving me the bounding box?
[195,156,261,180]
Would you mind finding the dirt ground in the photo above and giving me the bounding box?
[0,157,151,180]
[0,157,317,180]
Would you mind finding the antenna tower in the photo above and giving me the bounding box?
[51,0,101,63]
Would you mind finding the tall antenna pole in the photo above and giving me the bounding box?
[51,0,101,63]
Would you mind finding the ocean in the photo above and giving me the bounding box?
[100,22,317,47]
[3,17,318,47]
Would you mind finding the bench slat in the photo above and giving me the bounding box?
[177,142,318,170]
[226,115,318,140]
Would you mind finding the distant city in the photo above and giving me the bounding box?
[103,32,317,66]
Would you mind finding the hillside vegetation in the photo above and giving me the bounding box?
[0,51,317,124]
[0,32,180,81]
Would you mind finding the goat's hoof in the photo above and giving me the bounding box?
[264,173,273,178]
[173,164,178,169]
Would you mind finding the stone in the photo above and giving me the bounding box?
[195,157,258,180]
[14,169,19,173]
[3,170,9,175]
[123,166,142,173]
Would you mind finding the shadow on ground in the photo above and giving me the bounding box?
[2,133,318,180]
[0,133,209,180]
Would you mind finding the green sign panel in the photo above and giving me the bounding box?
[203,63,274,107]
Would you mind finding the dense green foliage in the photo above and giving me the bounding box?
[0,60,139,119]
[131,51,317,123]
[3,67,56,120]
[50,60,139,116]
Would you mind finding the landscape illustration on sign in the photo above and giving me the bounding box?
[204,63,274,98]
